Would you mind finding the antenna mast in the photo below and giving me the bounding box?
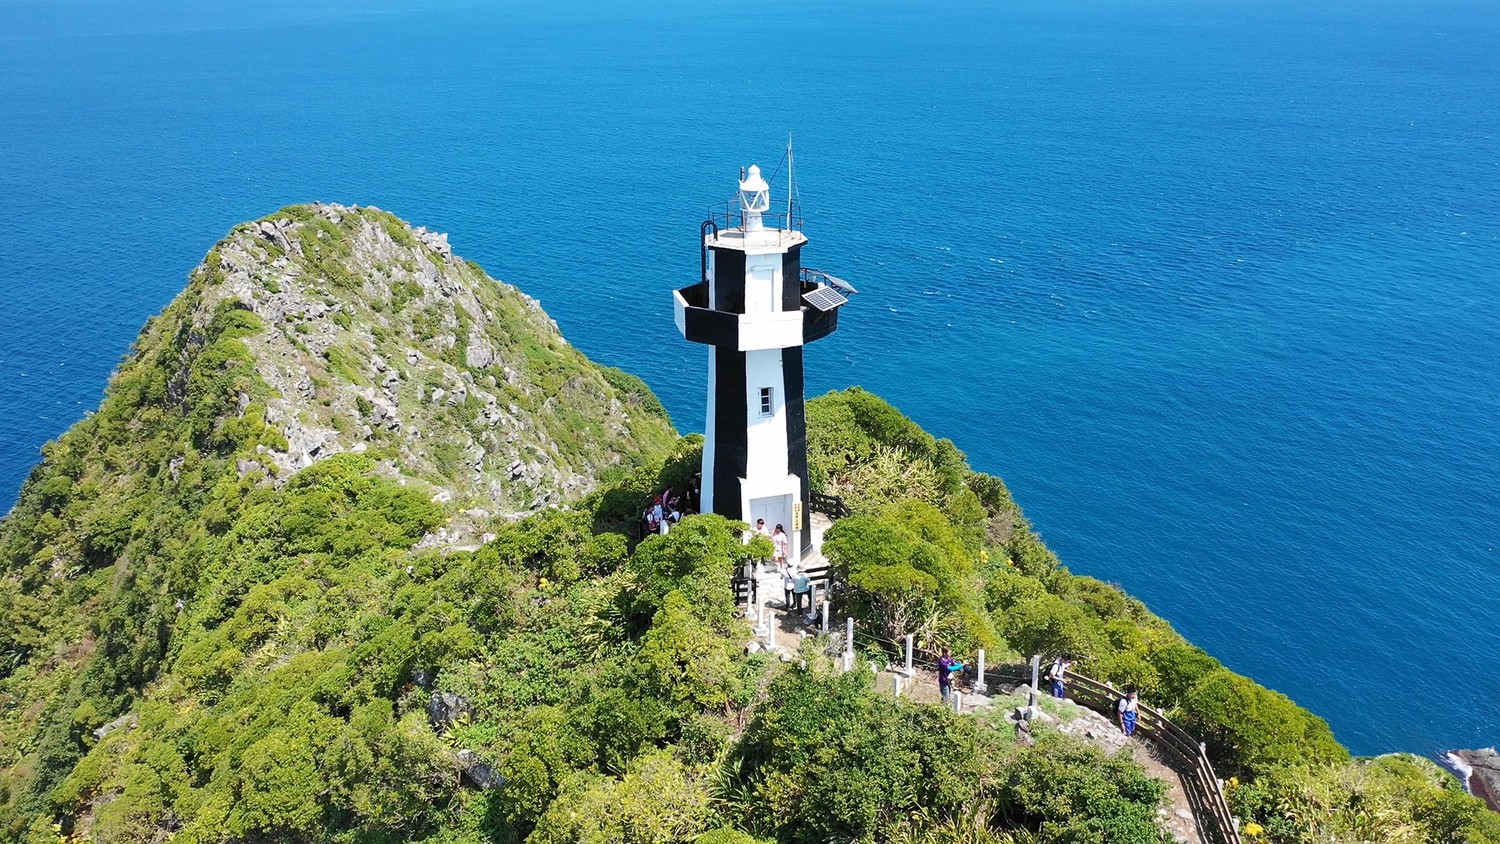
[786,133,794,226]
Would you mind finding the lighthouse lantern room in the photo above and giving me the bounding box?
[673,161,852,563]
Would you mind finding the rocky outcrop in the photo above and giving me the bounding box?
[187,203,676,543]
[457,749,503,790]
[428,690,474,731]
[1448,748,1500,812]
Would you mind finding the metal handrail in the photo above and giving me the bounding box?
[808,491,851,519]
[706,198,804,235]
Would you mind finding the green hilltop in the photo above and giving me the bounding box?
[0,208,1493,844]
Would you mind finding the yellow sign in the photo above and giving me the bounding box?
[792,502,804,531]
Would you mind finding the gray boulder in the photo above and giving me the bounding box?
[428,690,473,730]
[457,749,504,790]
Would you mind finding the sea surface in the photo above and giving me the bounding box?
[1,0,1496,758]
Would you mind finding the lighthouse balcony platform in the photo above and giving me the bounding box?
[674,281,839,351]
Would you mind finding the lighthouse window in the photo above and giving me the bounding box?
[759,388,774,417]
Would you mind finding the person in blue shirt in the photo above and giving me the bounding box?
[791,567,811,612]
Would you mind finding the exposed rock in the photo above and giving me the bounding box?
[93,712,139,741]
[1054,704,1128,754]
[1449,748,1500,812]
[427,691,473,731]
[457,749,503,790]
[150,204,676,547]
[1014,718,1035,746]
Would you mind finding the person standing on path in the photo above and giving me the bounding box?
[754,518,772,571]
[781,564,795,610]
[938,648,958,705]
[1117,687,1139,737]
[772,524,789,571]
[1047,656,1072,699]
[791,566,810,613]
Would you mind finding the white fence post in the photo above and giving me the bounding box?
[820,600,829,634]
[975,648,987,694]
[843,617,854,672]
[1029,654,1041,707]
[766,609,776,651]
[893,673,903,697]
[904,633,914,675]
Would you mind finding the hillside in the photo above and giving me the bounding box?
[0,206,676,839]
[0,210,1495,844]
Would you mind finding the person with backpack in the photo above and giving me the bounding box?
[1117,687,1139,736]
[1046,655,1072,699]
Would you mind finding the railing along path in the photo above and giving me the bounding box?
[982,662,1240,844]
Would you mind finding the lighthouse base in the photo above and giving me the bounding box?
[742,475,803,568]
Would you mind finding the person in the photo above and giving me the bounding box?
[772,524,789,569]
[937,648,960,704]
[1117,687,1139,737]
[650,496,664,526]
[791,566,810,612]
[752,518,772,571]
[1047,655,1072,699]
[781,564,795,609]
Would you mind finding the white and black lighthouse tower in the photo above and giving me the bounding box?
[674,161,851,563]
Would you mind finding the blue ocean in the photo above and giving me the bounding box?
[1,0,1496,758]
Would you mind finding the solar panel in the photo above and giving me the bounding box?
[820,273,858,295]
[803,285,848,312]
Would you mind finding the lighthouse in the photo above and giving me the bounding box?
[673,162,851,563]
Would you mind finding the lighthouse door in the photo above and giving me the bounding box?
[748,494,795,563]
[749,499,778,537]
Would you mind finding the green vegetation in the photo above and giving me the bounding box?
[807,387,1499,843]
[0,207,1492,843]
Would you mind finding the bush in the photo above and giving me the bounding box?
[1179,669,1347,777]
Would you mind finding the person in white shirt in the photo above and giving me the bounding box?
[1117,687,1139,736]
[1046,656,1072,699]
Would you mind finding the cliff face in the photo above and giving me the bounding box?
[0,206,676,839]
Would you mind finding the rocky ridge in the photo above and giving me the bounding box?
[195,203,675,543]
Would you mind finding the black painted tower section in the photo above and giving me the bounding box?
[711,348,748,521]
